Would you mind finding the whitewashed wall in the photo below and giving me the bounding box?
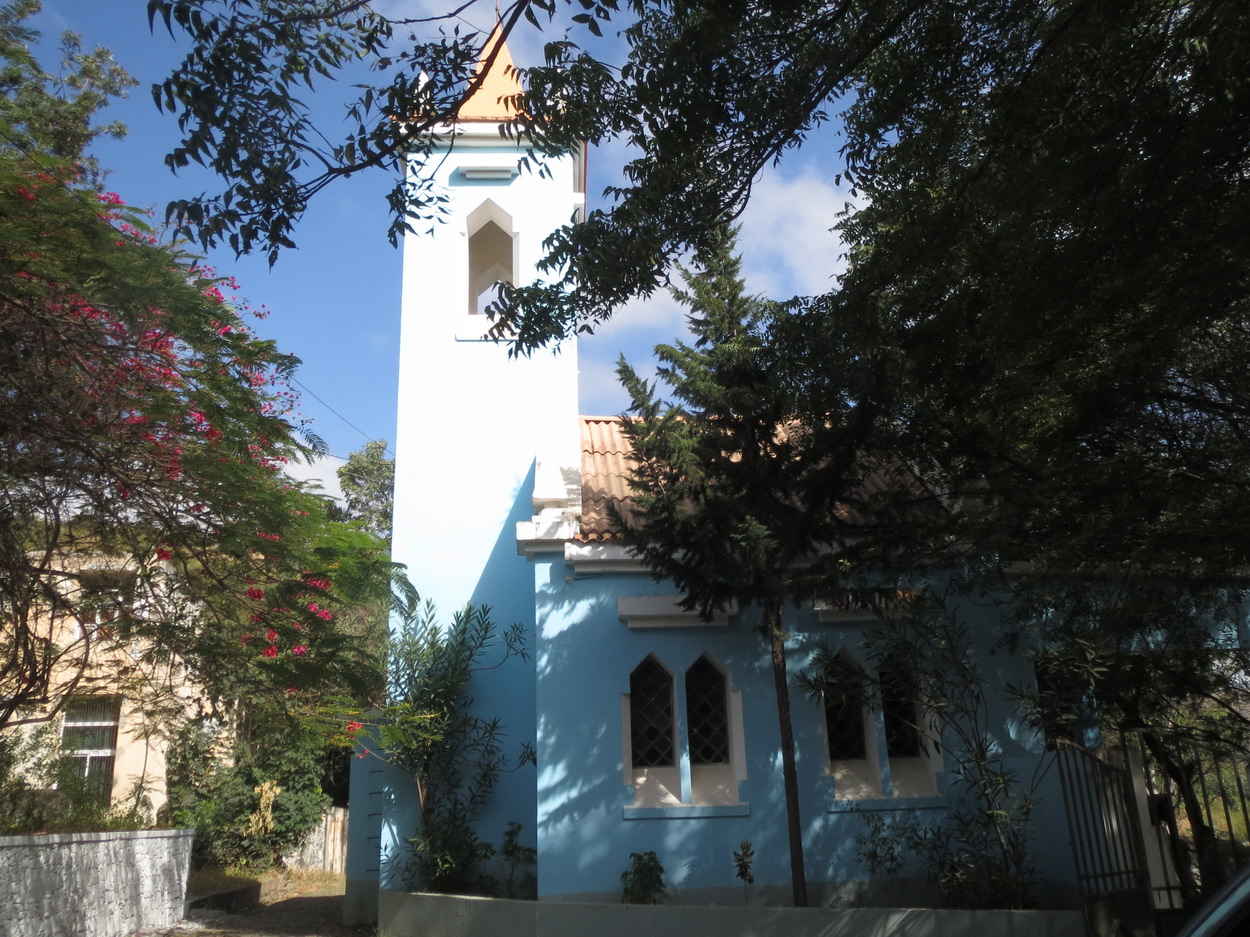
[0,828,192,937]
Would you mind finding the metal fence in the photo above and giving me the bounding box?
[1057,733,1250,937]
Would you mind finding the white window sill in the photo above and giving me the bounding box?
[623,804,750,820]
[827,795,949,813]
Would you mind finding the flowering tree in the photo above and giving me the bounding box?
[0,7,392,731]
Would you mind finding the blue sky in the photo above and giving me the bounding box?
[32,1,851,489]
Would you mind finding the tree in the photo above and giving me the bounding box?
[615,228,920,906]
[150,0,1250,751]
[0,5,393,732]
[794,0,1250,765]
[336,439,394,543]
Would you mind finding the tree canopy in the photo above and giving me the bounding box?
[335,439,395,543]
[148,0,1250,736]
[617,230,819,904]
[0,3,393,730]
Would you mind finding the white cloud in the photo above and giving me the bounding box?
[588,291,687,342]
[578,291,695,415]
[284,453,346,503]
[737,162,857,300]
[577,353,628,416]
[573,160,857,416]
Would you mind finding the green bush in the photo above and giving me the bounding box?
[0,727,150,835]
[382,603,533,895]
[621,851,666,904]
[163,713,328,870]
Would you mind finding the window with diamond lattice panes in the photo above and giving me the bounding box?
[824,662,868,762]
[880,665,924,758]
[630,656,675,768]
[686,655,731,765]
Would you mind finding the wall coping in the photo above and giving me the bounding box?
[0,827,194,848]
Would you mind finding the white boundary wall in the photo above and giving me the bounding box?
[0,828,193,937]
[378,891,1086,937]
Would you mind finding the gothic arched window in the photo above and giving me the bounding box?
[629,655,675,768]
[686,655,730,765]
[823,653,869,762]
[466,200,515,315]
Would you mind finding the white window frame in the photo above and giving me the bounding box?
[819,650,943,803]
[622,652,748,817]
[60,696,121,803]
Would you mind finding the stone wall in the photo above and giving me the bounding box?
[378,891,1087,937]
[0,828,193,937]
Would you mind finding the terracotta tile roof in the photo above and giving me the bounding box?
[576,416,940,543]
[579,416,634,542]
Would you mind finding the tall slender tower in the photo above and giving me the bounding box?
[345,25,585,922]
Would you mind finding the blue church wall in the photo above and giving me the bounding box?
[371,466,541,891]
[532,553,1079,906]
[460,466,540,858]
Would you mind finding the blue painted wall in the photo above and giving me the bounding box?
[532,553,1078,905]
[375,468,541,888]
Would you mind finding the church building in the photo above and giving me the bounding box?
[344,25,1084,925]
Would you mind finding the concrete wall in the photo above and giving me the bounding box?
[380,104,584,895]
[0,828,192,937]
[378,891,1086,937]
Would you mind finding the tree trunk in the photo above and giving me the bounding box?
[1142,731,1228,901]
[766,597,809,907]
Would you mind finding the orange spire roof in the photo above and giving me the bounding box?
[457,22,524,121]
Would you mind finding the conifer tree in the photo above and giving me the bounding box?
[616,228,879,907]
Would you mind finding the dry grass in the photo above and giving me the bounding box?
[186,868,262,900]
[258,869,345,904]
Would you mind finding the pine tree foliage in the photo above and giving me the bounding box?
[618,228,867,616]
[617,229,841,906]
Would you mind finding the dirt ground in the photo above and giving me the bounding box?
[134,871,373,937]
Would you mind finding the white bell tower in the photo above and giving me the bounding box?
[391,24,584,617]
[346,24,583,918]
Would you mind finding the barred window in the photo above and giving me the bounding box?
[629,656,675,768]
[61,696,121,804]
[686,655,730,765]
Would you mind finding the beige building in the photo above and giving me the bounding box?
[4,556,195,818]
